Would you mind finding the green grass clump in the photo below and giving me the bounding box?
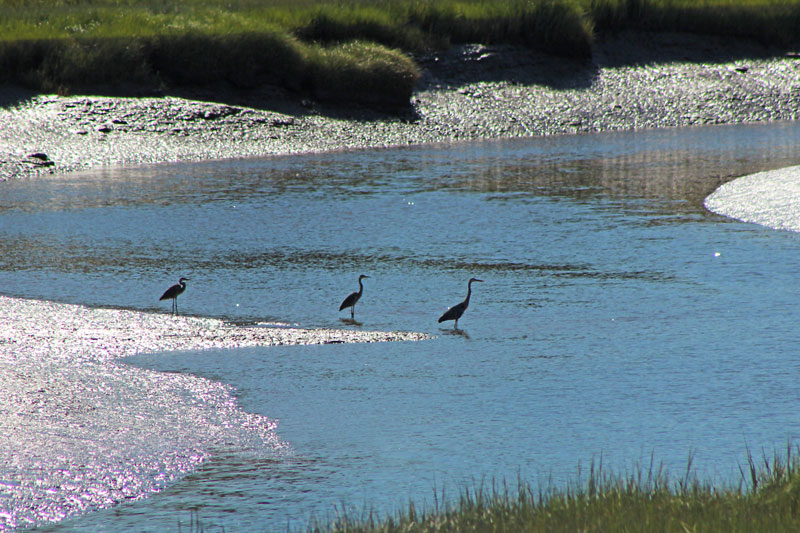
[309,41,421,107]
[311,448,800,532]
[148,30,307,89]
[295,5,432,53]
[405,0,593,58]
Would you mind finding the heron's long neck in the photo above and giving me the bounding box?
[358,278,364,295]
[464,283,473,306]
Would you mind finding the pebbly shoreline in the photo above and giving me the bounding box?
[1,31,799,182]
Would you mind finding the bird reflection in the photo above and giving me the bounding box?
[443,327,471,339]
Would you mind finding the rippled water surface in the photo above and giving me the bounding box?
[3,122,800,531]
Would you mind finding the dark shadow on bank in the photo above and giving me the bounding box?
[1,31,795,118]
[592,30,797,69]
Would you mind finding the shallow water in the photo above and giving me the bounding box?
[3,121,800,531]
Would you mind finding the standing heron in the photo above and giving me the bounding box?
[339,274,369,320]
[160,277,189,315]
[438,277,483,329]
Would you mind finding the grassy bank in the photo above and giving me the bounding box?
[308,448,800,532]
[1,0,799,107]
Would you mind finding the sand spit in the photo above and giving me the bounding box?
[704,165,800,232]
[0,295,428,530]
[0,296,431,364]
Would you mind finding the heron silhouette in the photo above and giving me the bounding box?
[339,274,369,320]
[438,277,483,329]
[160,277,189,315]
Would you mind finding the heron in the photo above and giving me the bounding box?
[438,277,483,329]
[160,277,189,315]
[339,274,369,320]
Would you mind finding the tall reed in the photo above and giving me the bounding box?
[311,447,800,532]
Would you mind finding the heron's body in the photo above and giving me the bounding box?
[160,277,188,315]
[340,274,369,319]
[438,277,483,329]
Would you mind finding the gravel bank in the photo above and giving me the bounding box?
[1,32,798,181]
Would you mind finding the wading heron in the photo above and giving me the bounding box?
[160,277,189,315]
[438,277,483,329]
[339,274,369,320]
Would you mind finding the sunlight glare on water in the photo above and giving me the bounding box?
[0,298,290,531]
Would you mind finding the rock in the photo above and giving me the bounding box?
[270,118,295,127]
[23,153,54,167]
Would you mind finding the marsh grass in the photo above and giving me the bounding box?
[0,0,798,106]
[311,447,800,532]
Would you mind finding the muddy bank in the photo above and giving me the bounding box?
[1,32,798,181]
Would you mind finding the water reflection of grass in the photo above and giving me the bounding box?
[1,1,798,106]
[299,448,800,532]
